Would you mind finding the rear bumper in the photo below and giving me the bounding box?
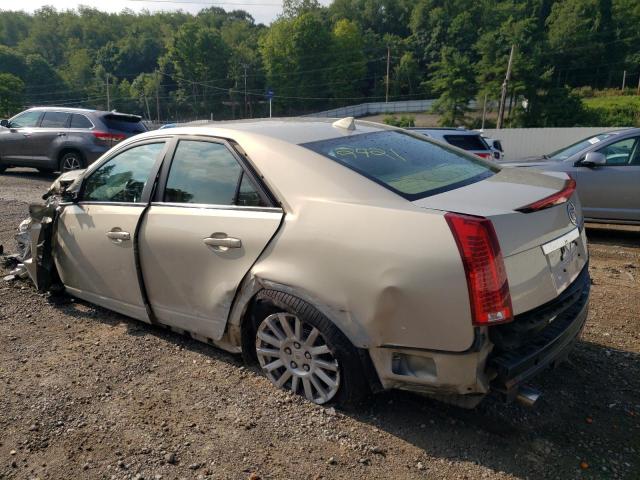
[367,264,590,405]
[488,264,590,398]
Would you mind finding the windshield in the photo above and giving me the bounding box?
[302,130,497,200]
[548,133,615,160]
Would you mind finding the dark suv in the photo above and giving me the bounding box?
[0,107,147,173]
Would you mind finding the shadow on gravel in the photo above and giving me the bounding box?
[586,224,640,249]
[342,340,639,478]
[1,168,58,181]
[45,294,639,478]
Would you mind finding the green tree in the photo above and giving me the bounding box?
[426,46,476,125]
[260,12,332,112]
[329,19,367,100]
[0,73,24,116]
[167,21,231,116]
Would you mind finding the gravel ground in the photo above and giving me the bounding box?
[0,169,638,480]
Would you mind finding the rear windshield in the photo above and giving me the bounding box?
[443,134,488,151]
[302,130,496,200]
[101,114,147,134]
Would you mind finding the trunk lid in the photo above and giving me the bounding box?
[414,168,588,314]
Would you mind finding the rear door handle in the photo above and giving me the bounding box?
[57,132,66,137]
[203,234,242,250]
[106,230,131,242]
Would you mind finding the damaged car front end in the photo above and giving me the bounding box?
[3,169,84,290]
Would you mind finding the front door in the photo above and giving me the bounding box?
[138,138,283,340]
[0,110,43,163]
[576,135,640,222]
[55,140,169,321]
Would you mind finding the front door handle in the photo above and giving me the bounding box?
[57,132,66,137]
[203,234,242,250]
[106,230,131,242]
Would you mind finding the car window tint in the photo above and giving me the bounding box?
[70,114,93,129]
[84,143,165,203]
[9,111,42,128]
[102,114,146,134]
[597,137,638,166]
[237,172,267,207]
[303,130,496,200]
[164,141,243,205]
[443,134,488,151]
[41,111,70,128]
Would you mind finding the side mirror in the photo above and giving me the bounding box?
[61,189,79,203]
[581,151,606,168]
[0,119,9,128]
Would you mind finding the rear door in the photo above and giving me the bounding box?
[575,135,640,222]
[33,111,71,165]
[55,140,169,321]
[138,137,283,340]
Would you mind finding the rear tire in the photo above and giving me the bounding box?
[248,290,369,407]
[59,151,84,172]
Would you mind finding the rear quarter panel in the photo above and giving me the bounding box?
[244,199,475,352]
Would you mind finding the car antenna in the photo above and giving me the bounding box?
[332,117,356,131]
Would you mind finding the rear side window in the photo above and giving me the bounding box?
[303,130,496,200]
[83,142,165,203]
[40,112,70,128]
[443,134,488,151]
[70,114,93,129]
[165,140,266,206]
[102,114,146,134]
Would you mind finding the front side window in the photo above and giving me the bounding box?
[303,130,496,200]
[41,111,70,128]
[548,133,614,161]
[9,111,42,128]
[597,137,639,166]
[83,142,165,203]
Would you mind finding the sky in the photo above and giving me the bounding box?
[0,0,333,25]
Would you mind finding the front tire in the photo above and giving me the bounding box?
[251,290,369,407]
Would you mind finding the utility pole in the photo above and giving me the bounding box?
[497,44,515,130]
[155,70,160,123]
[622,70,627,90]
[106,73,111,111]
[481,92,488,130]
[385,45,391,103]
[243,64,248,118]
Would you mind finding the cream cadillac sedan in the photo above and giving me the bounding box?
[43,118,590,408]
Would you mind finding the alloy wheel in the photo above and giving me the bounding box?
[256,312,340,404]
[61,154,82,172]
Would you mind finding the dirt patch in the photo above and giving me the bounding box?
[0,171,638,479]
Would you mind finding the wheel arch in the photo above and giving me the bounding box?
[57,147,85,170]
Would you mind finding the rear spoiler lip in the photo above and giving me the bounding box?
[102,112,143,122]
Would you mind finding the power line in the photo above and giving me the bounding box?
[126,0,282,6]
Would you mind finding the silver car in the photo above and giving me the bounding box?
[28,118,590,407]
[503,128,640,225]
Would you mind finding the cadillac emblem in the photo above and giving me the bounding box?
[567,201,578,226]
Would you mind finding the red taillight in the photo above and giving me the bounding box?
[93,131,126,142]
[475,152,492,159]
[516,178,576,213]
[445,212,513,326]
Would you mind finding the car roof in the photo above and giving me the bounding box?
[23,106,142,119]
[408,127,479,135]
[138,117,394,145]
